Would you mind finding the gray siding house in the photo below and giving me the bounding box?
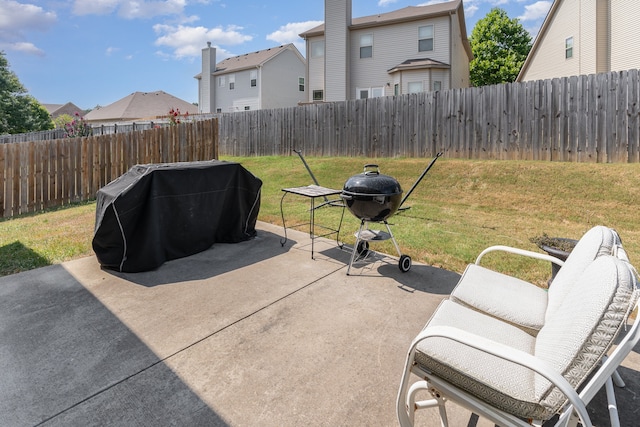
[517,0,640,82]
[299,0,472,102]
[195,43,307,113]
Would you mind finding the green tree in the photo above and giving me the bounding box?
[469,8,532,87]
[53,113,74,129]
[0,51,54,134]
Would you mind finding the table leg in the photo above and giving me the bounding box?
[280,191,289,246]
[310,196,315,258]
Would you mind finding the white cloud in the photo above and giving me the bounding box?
[267,21,322,44]
[72,0,120,15]
[72,0,187,19]
[266,20,323,55]
[153,23,252,58]
[0,1,56,55]
[464,4,479,18]
[378,0,398,6]
[6,41,45,56]
[518,0,552,21]
[417,0,449,6]
[105,46,119,56]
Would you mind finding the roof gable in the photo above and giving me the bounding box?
[213,43,304,75]
[516,0,561,80]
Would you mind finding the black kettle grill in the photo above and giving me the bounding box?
[340,154,442,275]
[341,164,403,222]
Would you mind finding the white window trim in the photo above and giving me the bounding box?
[418,25,434,52]
[311,40,324,58]
[408,81,424,94]
[360,33,373,59]
[565,36,574,59]
[356,86,384,99]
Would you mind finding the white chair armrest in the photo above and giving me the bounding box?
[407,325,592,427]
[475,245,565,267]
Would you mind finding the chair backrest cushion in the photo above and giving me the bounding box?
[546,226,622,320]
[535,255,638,414]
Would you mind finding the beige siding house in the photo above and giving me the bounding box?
[517,0,640,82]
[299,0,472,102]
[195,43,307,113]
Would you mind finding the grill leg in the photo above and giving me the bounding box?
[385,221,403,258]
[347,219,366,275]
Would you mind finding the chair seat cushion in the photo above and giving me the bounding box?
[450,264,548,335]
[414,300,544,419]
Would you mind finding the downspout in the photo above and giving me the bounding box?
[257,65,262,109]
[449,10,453,89]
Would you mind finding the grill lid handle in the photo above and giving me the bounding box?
[363,164,380,175]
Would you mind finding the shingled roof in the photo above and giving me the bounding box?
[194,43,304,79]
[299,0,463,38]
[84,91,194,123]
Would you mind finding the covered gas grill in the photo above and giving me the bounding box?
[92,160,262,272]
[340,154,441,275]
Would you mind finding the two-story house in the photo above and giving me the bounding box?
[195,43,307,113]
[517,0,640,82]
[299,0,472,103]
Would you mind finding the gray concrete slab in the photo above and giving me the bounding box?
[1,221,639,426]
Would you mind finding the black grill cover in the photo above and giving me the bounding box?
[92,160,262,272]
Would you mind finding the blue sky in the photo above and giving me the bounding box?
[0,0,552,111]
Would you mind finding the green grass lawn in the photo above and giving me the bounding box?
[1,156,639,286]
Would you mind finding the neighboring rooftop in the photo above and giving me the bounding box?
[41,102,84,118]
[84,91,194,123]
[194,43,304,78]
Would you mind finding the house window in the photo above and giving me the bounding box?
[394,84,399,96]
[418,25,434,52]
[408,81,423,93]
[565,37,573,59]
[433,81,442,91]
[313,90,324,101]
[216,108,222,113]
[250,70,257,87]
[357,87,384,99]
[360,34,373,58]
[311,40,324,58]
[244,106,250,111]
[218,76,225,87]
[299,77,305,92]
[229,74,235,90]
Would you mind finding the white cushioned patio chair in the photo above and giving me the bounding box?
[397,252,639,427]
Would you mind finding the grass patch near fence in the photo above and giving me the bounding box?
[1,156,639,285]
[0,201,96,276]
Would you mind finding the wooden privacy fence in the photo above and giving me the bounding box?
[0,119,218,218]
[217,69,640,162]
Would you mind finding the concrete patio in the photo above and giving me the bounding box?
[1,221,639,426]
